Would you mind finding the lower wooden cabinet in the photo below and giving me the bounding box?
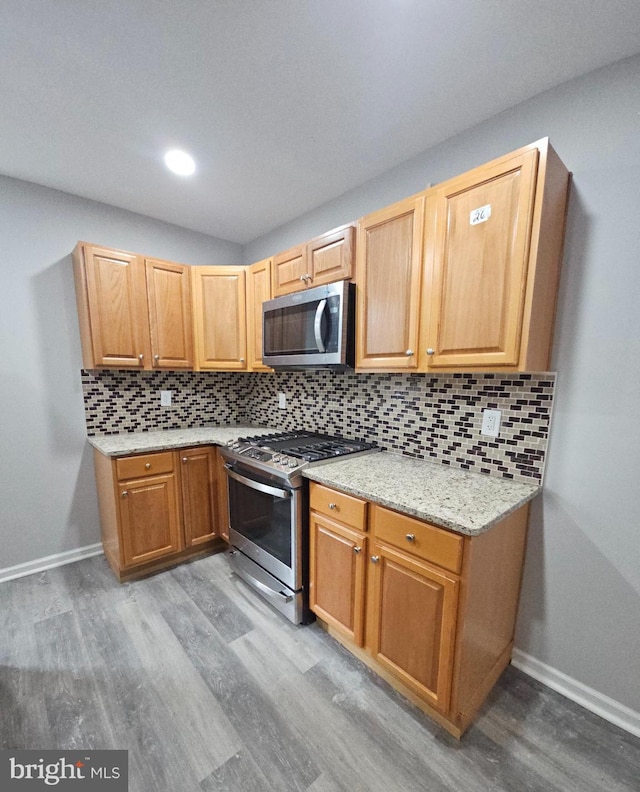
[308,482,529,738]
[94,446,225,581]
[309,512,368,647]
[367,541,459,713]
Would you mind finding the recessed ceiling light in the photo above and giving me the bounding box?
[164,149,196,176]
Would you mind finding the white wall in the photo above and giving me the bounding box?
[0,177,242,571]
[245,56,640,718]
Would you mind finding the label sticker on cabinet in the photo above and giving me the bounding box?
[470,204,491,225]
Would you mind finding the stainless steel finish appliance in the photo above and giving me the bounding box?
[262,280,355,369]
[221,431,378,623]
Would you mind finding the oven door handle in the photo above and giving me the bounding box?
[224,465,292,500]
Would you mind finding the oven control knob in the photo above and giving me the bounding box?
[288,459,297,468]
[273,455,281,463]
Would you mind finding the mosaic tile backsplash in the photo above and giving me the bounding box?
[82,368,555,484]
[81,370,246,435]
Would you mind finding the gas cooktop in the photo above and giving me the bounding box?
[221,430,379,484]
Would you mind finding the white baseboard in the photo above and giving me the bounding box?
[0,543,104,584]
[512,648,640,739]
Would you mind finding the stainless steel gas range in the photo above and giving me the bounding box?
[220,431,378,624]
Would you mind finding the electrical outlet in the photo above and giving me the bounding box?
[160,390,172,407]
[278,392,286,410]
[481,408,502,437]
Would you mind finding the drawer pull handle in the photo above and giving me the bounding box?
[328,503,337,510]
[371,555,379,564]
[353,546,362,554]
[405,533,416,543]
[145,463,151,470]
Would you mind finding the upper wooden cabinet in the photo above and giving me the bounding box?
[246,257,272,371]
[73,243,193,370]
[355,195,425,370]
[419,139,569,372]
[145,258,193,369]
[272,223,355,297]
[73,244,151,369]
[192,266,247,370]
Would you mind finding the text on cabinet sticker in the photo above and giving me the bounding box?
[470,204,491,225]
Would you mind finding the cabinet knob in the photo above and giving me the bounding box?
[371,555,379,564]
[154,354,160,364]
[240,358,245,363]
[182,457,188,463]
[328,502,337,510]
[426,348,435,356]
[353,546,362,554]
[138,353,144,364]
[121,490,128,498]
[405,533,416,543]
[300,275,306,282]
[405,349,414,356]
[145,463,151,470]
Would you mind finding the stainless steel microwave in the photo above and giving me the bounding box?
[262,280,355,369]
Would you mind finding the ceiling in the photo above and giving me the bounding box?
[2,1,640,245]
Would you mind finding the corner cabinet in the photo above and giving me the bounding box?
[192,266,247,370]
[93,446,224,582]
[72,243,193,370]
[245,257,273,371]
[308,482,530,738]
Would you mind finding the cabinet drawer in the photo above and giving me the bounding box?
[310,483,367,530]
[116,451,174,481]
[371,505,463,574]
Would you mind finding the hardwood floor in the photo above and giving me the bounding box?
[1,553,638,791]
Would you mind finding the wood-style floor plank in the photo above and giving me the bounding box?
[1,552,638,792]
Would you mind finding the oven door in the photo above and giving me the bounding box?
[225,463,302,592]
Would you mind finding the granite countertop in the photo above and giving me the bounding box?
[87,426,275,456]
[88,428,540,537]
[303,452,540,536]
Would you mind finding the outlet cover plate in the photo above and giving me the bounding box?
[160,390,172,407]
[481,408,502,437]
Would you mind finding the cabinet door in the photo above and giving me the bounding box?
[421,148,539,369]
[118,473,182,567]
[192,266,247,370]
[309,512,367,646]
[308,224,355,288]
[145,258,193,369]
[246,257,272,371]
[367,542,458,713]
[272,244,308,296]
[356,195,424,369]
[179,447,217,546]
[215,448,230,542]
[81,245,151,368]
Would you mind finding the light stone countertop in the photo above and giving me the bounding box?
[87,426,275,456]
[303,452,540,536]
[88,429,540,537]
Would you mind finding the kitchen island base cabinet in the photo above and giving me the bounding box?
[309,482,529,738]
[93,446,224,582]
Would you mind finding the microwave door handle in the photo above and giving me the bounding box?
[224,464,292,500]
[314,298,328,353]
